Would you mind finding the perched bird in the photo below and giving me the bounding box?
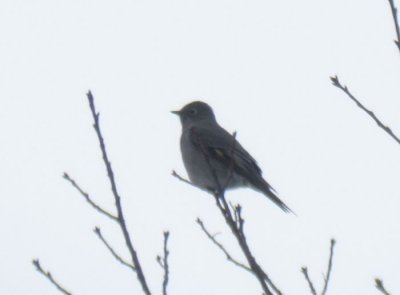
[172,101,292,213]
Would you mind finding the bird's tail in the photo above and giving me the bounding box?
[252,178,294,214]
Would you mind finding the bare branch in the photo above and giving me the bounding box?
[301,239,336,295]
[210,180,275,294]
[171,170,192,186]
[159,231,170,295]
[205,132,282,295]
[173,169,281,294]
[86,91,151,295]
[94,227,136,271]
[301,267,318,295]
[32,260,72,295]
[196,218,252,273]
[321,239,336,295]
[175,129,282,295]
[171,170,209,193]
[375,278,391,295]
[387,0,400,52]
[330,76,400,145]
[229,204,283,295]
[63,172,118,221]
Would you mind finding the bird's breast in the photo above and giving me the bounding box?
[179,129,247,190]
[180,131,208,186]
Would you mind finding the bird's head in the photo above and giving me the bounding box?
[171,101,216,127]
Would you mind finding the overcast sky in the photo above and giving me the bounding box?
[1,0,399,294]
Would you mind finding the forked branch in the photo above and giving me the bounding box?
[321,239,336,295]
[196,218,252,273]
[156,231,170,295]
[86,91,151,295]
[94,227,136,271]
[301,239,336,295]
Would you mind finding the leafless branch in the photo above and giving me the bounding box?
[94,227,136,271]
[213,191,283,295]
[330,75,400,145]
[387,0,400,52]
[174,130,282,295]
[196,218,252,273]
[86,91,151,295]
[172,166,282,295]
[32,260,72,295]
[171,170,209,193]
[203,132,282,295]
[301,267,318,295]
[63,172,118,221]
[375,278,391,295]
[301,239,336,295]
[171,170,192,186]
[156,231,170,295]
[321,239,336,295]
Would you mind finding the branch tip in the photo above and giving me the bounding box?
[32,259,72,295]
[330,75,339,86]
[375,278,391,295]
[330,75,400,145]
[301,267,317,295]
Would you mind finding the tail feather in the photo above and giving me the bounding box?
[251,178,294,214]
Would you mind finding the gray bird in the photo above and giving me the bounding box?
[172,101,292,213]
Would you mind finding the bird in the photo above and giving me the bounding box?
[172,101,292,213]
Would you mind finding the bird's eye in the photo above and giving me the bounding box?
[188,108,197,115]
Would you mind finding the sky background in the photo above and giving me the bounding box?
[1,0,399,294]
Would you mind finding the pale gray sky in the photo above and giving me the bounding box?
[0,0,399,294]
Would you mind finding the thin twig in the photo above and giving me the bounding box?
[230,204,283,295]
[171,170,209,193]
[387,0,400,52]
[159,231,170,295]
[94,227,136,271]
[213,193,275,295]
[321,239,336,295]
[171,170,192,186]
[32,260,72,295]
[63,173,118,221]
[375,278,391,295]
[196,218,252,273]
[301,267,318,295]
[86,91,151,295]
[330,76,400,145]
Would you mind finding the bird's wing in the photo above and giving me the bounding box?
[189,123,291,213]
[188,123,264,179]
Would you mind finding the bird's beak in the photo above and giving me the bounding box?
[171,110,181,115]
